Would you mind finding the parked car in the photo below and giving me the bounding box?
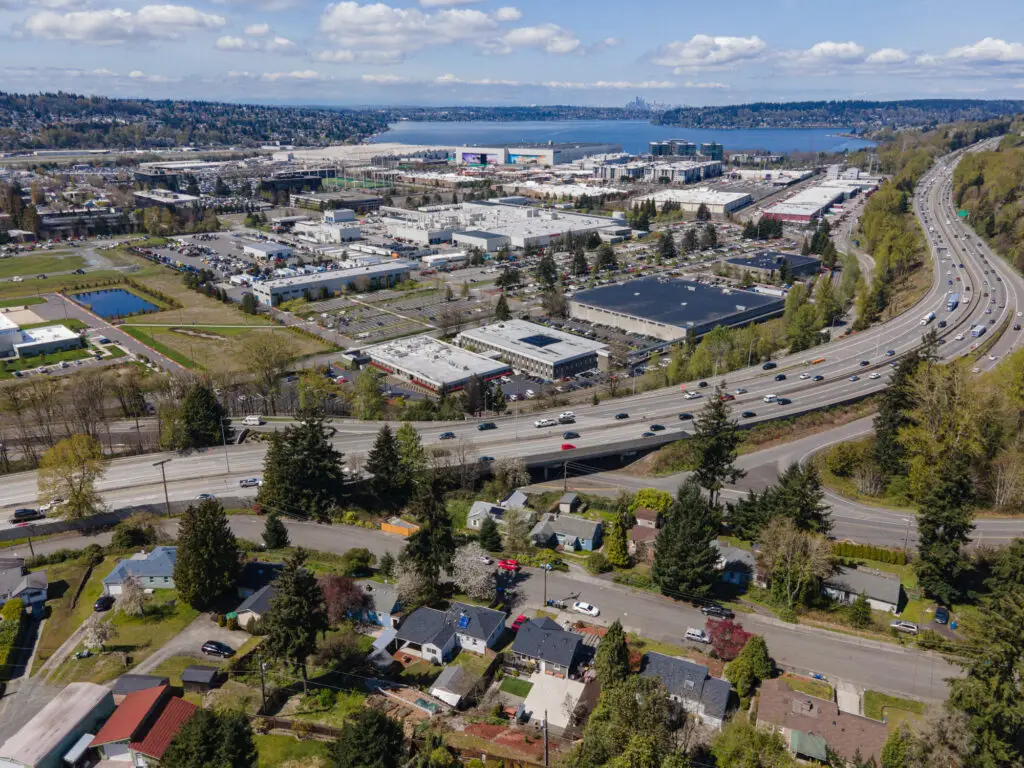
[573,601,600,617]
[497,559,520,572]
[701,604,735,619]
[934,606,950,625]
[685,628,711,644]
[238,477,261,488]
[889,620,919,635]
[93,595,115,613]
[439,432,456,440]
[477,422,497,431]
[201,640,235,658]
[511,614,528,632]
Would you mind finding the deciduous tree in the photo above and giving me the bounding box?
[116,574,146,617]
[501,505,533,554]
[705,618,751,661]
[82,615,114,651]
[38,434,108,520]
[451,542,496,601]
[756,517,834,611]
[711,718,794,767]
[319,574,368,625]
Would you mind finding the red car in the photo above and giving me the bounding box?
[720,394,735,402]
[511,614,528,632]
[561,443,576,450]
[498,559,520,572]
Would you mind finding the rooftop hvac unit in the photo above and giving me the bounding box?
[686,286,696,292]
[735,305,747,311]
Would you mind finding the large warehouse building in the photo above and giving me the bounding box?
[727,250,821,279]
[252,261,415,306]
[457,320,607,379]
[762,181,872,222]
[569,277,786,341]
[453,142,621,167]
[639,187,752,215]
[364,335,511,394]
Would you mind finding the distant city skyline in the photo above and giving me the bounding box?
[2,0,1024,106]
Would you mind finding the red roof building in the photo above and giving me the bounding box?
[129,697,199,760]
[88,683,198,763]
[90,685,168,748]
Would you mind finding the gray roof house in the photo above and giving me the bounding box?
[823,566,905,614]
[395,602,506,664]
[639,652,732,729]
[467,501,506,530]
[530,513,603,552]
[713,541,756,586]
[510,617,582,678]
[429,664,482,708]
[0,558,48,615]
[500,490,530,509]
[110,674,170,703]
[351,580,402,628]
[558,492,581,514]
[235,584,277,629]
[236,561,283,598]
[103,546,177,596]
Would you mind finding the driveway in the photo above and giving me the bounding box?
[835,679,861,715]
[131,615,250,675]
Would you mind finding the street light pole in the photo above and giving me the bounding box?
[220,419,231,474]
[153,458,172,518]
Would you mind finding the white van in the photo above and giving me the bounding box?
[685,628,710,644]
[242,415,264,426]
[763,394,778,403]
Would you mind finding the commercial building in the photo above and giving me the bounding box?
[701,142,724,161]
[242,240,293,261]
[452,142,621,167]
[762,181,871,223]
[292,219,361,244]
[131,189,200,212]
[457,319,607,379]
[639,187,752,215]
[501,181,625,200]
[648,140,698,157]
[451,230,510,252]
[289,190,383,214]
[252,261,415,306]
[569,277,786,341]
[0,315,83,359]
[363,335,511,394]
[726,250,821,279]
[644,160,723,184]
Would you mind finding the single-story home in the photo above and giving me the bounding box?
[351,580,401,628]
[713,541,756,586]
[510,618,582,678]
[102,546,177,596]
[628,526,659,563]
[500,490,530,510]
[822,566,905,614]
[639,652,732,730]
[633,507,662,529]
[235,584,277,629]
[180,665,221,693]
[90,684,198,765]
[395,602,505,664]
[429,664,482,708]
[110,674,170,704]
[530,513,602,552]
[236,561,283,598]
[558,493,581,515]
[757,677,888,765]
[0,558,48,616]
[467,501,506,530]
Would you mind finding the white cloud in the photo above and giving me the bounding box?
[865,47,909,64]
[946,37,1024,63]
[590,80,675,89]
[245,23,269,36]
[216,35,245,50]
[262,69,321,81]
[418,0,480,5]
[361,73,408,83]
[129,69,176,82]
[493,6,520,21]
[494,23,580,54]
[651,34,767,71]
[315,49,356,62]
[0,0,88,9]
[217,32,296,53]
[435,73,521,86]
[805,41,864,59]
[23,5,225,44]
[681,80,729,88]
[314,48,404,64]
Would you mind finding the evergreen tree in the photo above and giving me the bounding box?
[173,498,239,608]
[395,422,426,500]
[778,258,793,285]
[652,479,720,599]
[261,548,329,692]
[329,708,406,768]
[494,293,512,321]
[726,488,770,541]
[742,220,758,240]
[695,202,711,222]
[536,253,558,287]
[595,243,618,271]
[801,238,811,256]
[724,634,773,697]
[682,228,698,253]
[165,379,224,451]
[478,516,502,552]
[711,719,794,767]
[366,425,401,503]
[873,353,919,475]
[880,725,913,768]
[657,231,677,261]
[257,408,346,521]
[400,480,456,606]
[692,386,746,509]
[769,462,832,535]
[262,513,290,550]
[162,710,256,768]
[915,457,975,605]
[571,248,589,277]
[848,591,872,628]
[603,515,631,568]
[593,619,631,686]
[701,223,718,249]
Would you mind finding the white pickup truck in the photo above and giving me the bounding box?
[534,418,557,428]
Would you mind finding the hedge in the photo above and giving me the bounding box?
[0,598,26,682]
[832,541,908,565]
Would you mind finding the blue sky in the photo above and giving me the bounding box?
[3,0,1024,106]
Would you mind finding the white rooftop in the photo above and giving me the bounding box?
[503,181,626,199]
[382,201,616,240]
[242,240,293,255]
[133,189,199,203]
[256,260,415,289]
[20,324,79,343]
[365,335,510,387]
[458,319,607,365]
[0,682,110,765]
[0,314,18,332]
[640,187,752,206]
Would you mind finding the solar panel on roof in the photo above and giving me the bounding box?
[458,614,470,629]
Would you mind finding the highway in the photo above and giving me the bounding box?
[2,139,1023,547]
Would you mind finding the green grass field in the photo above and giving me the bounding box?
[0,347,93,379]
[500,677,534,697]
[864,690,927,728]
[782,673,834,701]
[0,296,45,308]
[0,254,86,279]
[17,318,89,332]
[256,734,330,768]
[0,270,127,301]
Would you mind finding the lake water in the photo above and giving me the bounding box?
[373,119,875,155]
[74,289,158,318]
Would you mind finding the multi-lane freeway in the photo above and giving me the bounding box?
[2,140,1023,546]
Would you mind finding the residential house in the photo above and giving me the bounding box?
[500,490,530,510]
[628,525,659,564]
[102,547,177,596]
[632,507,662,528]
[467,501,506,530]
[124,697,198,767]
[235,584,277,629]
[0,557,48,616]
[822,566,904,614]
[236,561,283,598]
[558,493,581,515]
[110,675,170,704]
[351,580,401,628]
[757,677,888,765]
[0,683,114,768]
[395,603,505,664]
[530,513,602,552]
[639,652,732,730]
[429,665,482,709]
[713,541,756,587]
[180,666,221,693]
[91,684,172,762]
[510,618,582,678]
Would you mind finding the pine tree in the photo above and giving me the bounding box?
[873,354,918,475]
[165,379,224,451]
[536,253,558,287]
[366,425,401,504]
[880,725,912,768]
[571,248,589,277]
[801,238,811,256]
[494,293,512,321]
[692,386,746,509]
[163,710,257,768]
[594,619,631,686]
[682,228,698,253]
[603,515,631,568]
[658,231,677,261]
[261,548,329,692]
[262,513,290,550]
[400,481,456,606]
[652,479,720,598]
[173,498,240,609]
[478,516,502,552]
[848,592,872,628]
[329,709,405,768]
[395,422,426,501]
[768,462,832,535]
[915,457,975,605]
[696,202,711,222]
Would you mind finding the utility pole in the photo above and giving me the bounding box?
[543,710,549,767]
[153,458,172,518]
[257,652,268,714]
[543,564,550,607]
[219,419,231,474]
[563,461,568,491]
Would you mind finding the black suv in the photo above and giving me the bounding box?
[700,604,735,620]
[201,640,235,658]
[93,595,115,613]
[477,422,497,431]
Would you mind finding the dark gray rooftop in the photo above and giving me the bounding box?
[236,584,276,616]
[511,618,582,668]
[530,513,601,543]
[727,250,821,274]
[397,602,505,648]
[111,674,170,697]
[181,666,219,684]
[237,561,283,593]
[572,277,785,333]
[356,580,400,613]
[640,652,731,722]
[825,566,904,606]
[456,230,505,238]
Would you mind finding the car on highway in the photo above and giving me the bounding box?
[741,411,757,418]
[649,424,665,431]
[799,372,810,379]
[614,413,629,420]
[685,627,711,644]
[202,640,235,658]
[573,601,600,617]
[812,375,825,382]
[774,373,786,381]
[683,391,702,400]
[678,412,693,421]
[849,375,860,382]
[238,477,261,488]
[886,350,896,357]
[563,431,580,439]
[733,388,747,395]
[497,559,520,572]
[859,360,870,366]
[479,456,495,463]
[439,431,456,440]
[889,620,919,635]
[938,320,947,328]
[195,493,216,501]
[698,380,709,388]
[534,419,557,428]
[477,422,497,431]
[955,333,965,341]
[93,595,115,613]
[561,443,576,450]
[641,431,655,437]
[762,362,777,370]
[700,604,735,619]
[1015,324,1022,331]
[720,393,735,402]
[511,614,528,632]
[869,372,881,380]
[8,508,42,525]
[39,498,63,514]
[776,397,791,405]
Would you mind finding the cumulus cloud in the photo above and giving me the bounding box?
[23,4,225,43]
[361,73,408,83]
[129,69,176,82]
[216,32,296,53]
[436,73,520,86]
[0,0,88,9]
[493,23,580,54]
[315,49,356,62]
[805,41,864,59]
[245,23,269,36]
[216,35,245,50]
[493,6,521,21]
[262,69,321,80]
[651,34,767,71]
[418,0,480,5]
[945,37,1024,63]
[681,80,729,88]
[314,48,404,64]
[865,47,909,64]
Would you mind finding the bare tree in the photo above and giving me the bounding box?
[452,543,496,601]
[990,449,1024,512]
[241,332,293,415]
[493,457,529,494]
[755,517,834,610]
[116,574,146,617]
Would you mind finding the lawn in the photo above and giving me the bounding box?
[0,347,94,378]
[289,688,367,728]
[395,659,443,687]
[782,673,834,701]
[119,325,200,369]
[0,270,127,301]
[0,253,86,279]
[255,734,330,768]
[49,589,200,685]
[499,677,534,697]
[451,649,492,678]
[149,653,229,687]
[863,690,927,728]
[0,296,45,308]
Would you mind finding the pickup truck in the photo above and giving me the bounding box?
[534,418,557,428]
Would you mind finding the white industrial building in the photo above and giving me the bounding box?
[457,319,607,379]
[762,180,874,223]
[501,181,626,200]
[292,216,361,244]
[645,160,723,184]
[252,261,415,306]
[0,314,83,359]
[364,335,512,394]
[421,252,470,270]
[242,240,294,261]
[638,187,752,215]
[451,230,510,252]
[452,142,621,167]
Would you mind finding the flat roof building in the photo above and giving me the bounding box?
[457,319,607,379]
[762,181,869,222]
[0,315,83,359]
[252,261,415,306]
[453,142,621,167]
[644,160,723,184]
[451,230,509,252]
[727,250,821,279]
[131,189,200,211]
[570,277,786,341]
[289,190,383,214]
[242,241,293,261]
[364,335,512,394]
[639,187,752,215]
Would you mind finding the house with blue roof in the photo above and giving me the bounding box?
[102,547,177,596]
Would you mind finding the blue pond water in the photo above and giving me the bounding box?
[74,289,158,318]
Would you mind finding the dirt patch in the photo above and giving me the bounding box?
[464,724,549,762]
[170,327,227,340]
